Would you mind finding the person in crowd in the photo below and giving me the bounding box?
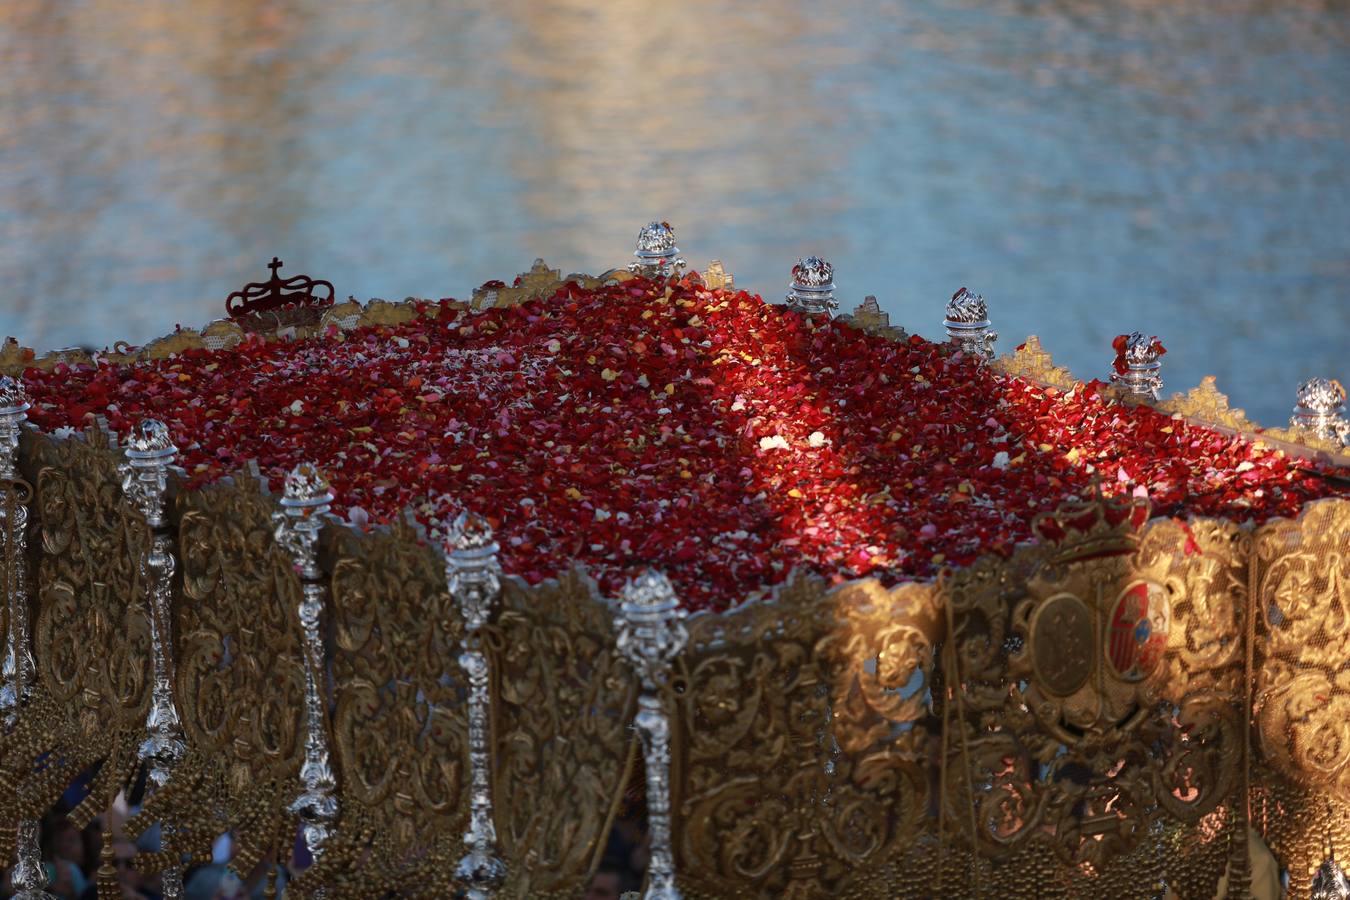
[583,861,639,900]
[183,864,247,900]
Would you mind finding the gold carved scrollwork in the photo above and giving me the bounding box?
[490,568,639,899]
[936,497,1246,898]
[127,469,309,872]
[1,426,153,827]
[309,515,469,899]
[1251,498,1350,896]
[670,575,942,899]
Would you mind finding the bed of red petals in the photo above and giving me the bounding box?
[20,275,1346,611]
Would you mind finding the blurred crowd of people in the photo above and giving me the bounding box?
[2,769,648,899]
[0,766,288,900]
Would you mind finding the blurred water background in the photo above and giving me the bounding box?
[2,0,1347,426]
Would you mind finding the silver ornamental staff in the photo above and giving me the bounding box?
[786,256,837,317]
[1290,377,1350,446]
[0,376,53,900]
[944,287,998,360]
[443,509,507,900]
[629,222,686,280]
[1109,332,1166,401]
[616,571,688,900]
[121,419,187,900]
[274,463,340,874]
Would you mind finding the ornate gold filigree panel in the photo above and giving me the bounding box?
[1,426,153,826]
[1253,498,1350,804]
[127,469,310,871]
[671,575,942,899]
[300,515,469,899]
[937,497,1247,896]
[490,568,638,899]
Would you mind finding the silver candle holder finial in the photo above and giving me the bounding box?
[629,222,686,280]
[274,463,339,862]
[616,570,688,900]
[1312,854,1350,900]
[444,507,507,900]
[121,419,186,899]
[943,287,997,360]
[1,377,52,900]
[786,256,837,317]
[0,375,30,485]
[1290,378,1350,446]
[1109,332,1166,401]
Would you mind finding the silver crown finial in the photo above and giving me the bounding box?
[281,462,334,514]
[1109,332,1166,401]
[629,222,686,279]
[0,375,31,415]
[126,419,175,460]
[943,287,997,360]
[1290,377,1349,444]
[786,256,838,317]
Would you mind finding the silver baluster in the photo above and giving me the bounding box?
[274,463,339,863]
[121,420,188,788]
[1290,377,1350,446]
[785,256,838,317]
[1,377,50,900]
[0,376,34,723]
[616,571,688,900]
[443,509,507,899]
[1109,332,1166,401]
[628,221,686,280]
[120,419,187,899]
[943,286,998,360]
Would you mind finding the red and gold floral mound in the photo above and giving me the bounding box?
[23,276,1345,610]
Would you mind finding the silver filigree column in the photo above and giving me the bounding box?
[943,287,997,360]
[628,222,686,280]
[443,509,507,899]
[616,571,688,900]
[1109,332,1166,401]
[274,463,339,864]
[0,376,34,722]
[1,377,51,900]
[786,256,838,317]
[121,419,186,899]
[1290,377,1350,446]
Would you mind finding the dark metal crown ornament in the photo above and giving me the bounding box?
[226,257,335,319]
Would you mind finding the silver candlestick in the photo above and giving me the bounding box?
[1290,378,1350,445]
[616,571,688,900]
[628,222,686,280]
[121,420,188,788]
[274,463,339,862]
[943,287,997,360]
[1,377,51,900]
[1109,332,1165,401]
[786,256,837,317]
[121,419,186,900]
[0,376,34,723]
[444,509,507,899]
